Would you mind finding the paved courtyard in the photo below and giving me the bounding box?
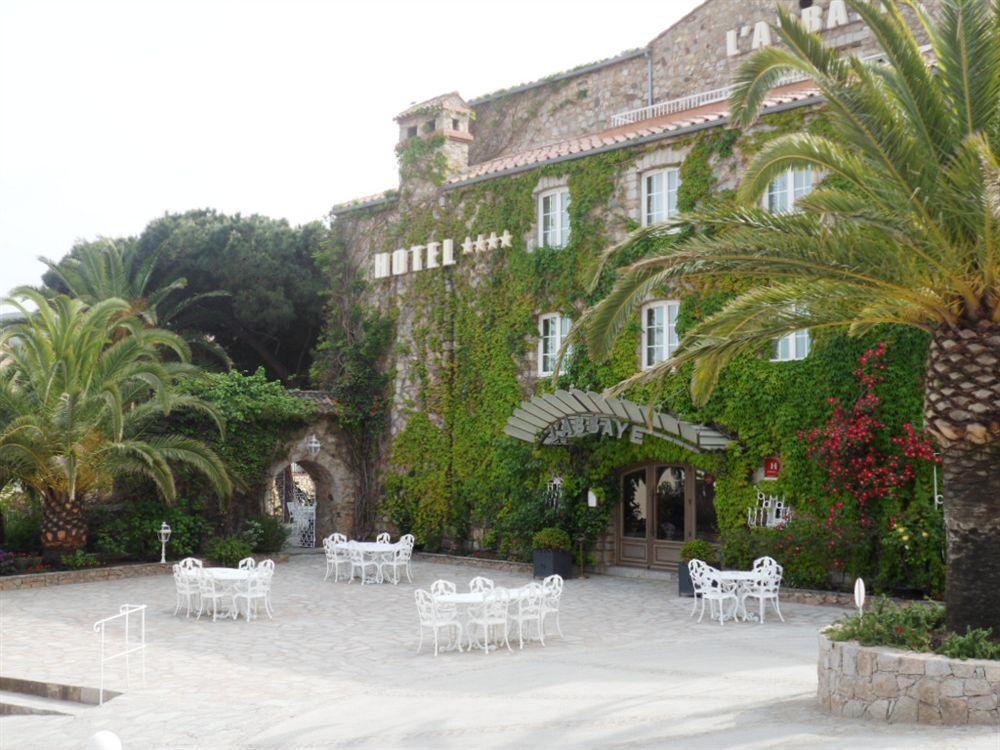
[1,555,997,749]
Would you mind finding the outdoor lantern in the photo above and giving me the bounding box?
[157,522,171,564]
[305,433,322,457]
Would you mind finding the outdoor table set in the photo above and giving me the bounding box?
[322,532,415,585]
[688,556,784,626]
[414,574,564,656]
[171,556,275,623]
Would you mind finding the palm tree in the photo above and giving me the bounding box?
[33,237,232,367]
[577,0,999,634]
[0,290,232,555]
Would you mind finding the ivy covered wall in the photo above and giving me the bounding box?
[330,104,940,591]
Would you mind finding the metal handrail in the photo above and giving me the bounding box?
[93,604,146,705]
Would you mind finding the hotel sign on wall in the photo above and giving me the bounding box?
[726,1,854,57]
[372,230,513,278]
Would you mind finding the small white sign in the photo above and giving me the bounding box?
[854,577,866,612]
[587,489,598,508]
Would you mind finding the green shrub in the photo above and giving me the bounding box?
[680,539,719,565]
[531,527,571,552]
[827,598,1000,661]
[60,550,100,570]
[939,629,1000,661]
[208,536,253,567]
[0,549,16,575]
[245,516,288,553]
[91,499,210,560]
[1,493,43,554]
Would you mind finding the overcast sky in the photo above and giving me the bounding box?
[0,0,703,309]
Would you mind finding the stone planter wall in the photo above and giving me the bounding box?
[818,633,1000,725]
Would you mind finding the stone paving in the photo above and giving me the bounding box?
[1,556,997,749]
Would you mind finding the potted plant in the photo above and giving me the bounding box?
[679,539,719,597]
[532,527,572,579]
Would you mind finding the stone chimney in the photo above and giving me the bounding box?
[394,92,473,194]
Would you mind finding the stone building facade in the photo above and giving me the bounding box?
[327,0,939,564]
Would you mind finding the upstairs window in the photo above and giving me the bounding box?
[766,166,813,214]
[538,189,571,248]
[538,313,572,376]
[642,301,680,369]
[773,329,811,361]
[642,168,681,226]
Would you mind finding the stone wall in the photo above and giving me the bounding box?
[817,632,1000,725]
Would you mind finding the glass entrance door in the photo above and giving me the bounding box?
[617,463,714,568]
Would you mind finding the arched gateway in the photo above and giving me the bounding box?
[263,392,358,547]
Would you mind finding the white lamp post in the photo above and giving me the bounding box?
[157,522,172,564]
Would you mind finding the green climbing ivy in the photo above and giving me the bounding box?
[351,106,933,588]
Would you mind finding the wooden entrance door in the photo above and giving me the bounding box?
[617,463,700,568]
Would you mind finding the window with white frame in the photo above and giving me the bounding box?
[773,328,811,361]
[766,166,814,214]
[642,301,680,369]
[538,189,571,248]
[538,313,572,376]
[642,168,681,226]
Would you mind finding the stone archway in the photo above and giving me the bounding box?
[264,421,357,546]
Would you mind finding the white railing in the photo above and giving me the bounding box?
[609,47,912,128]
[93,604,146,706]
[611,85,738,127]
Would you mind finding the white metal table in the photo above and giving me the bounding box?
[333,541,397,583]
[717,570,761,621]
[201,568,254,619]
[434,586,532,606]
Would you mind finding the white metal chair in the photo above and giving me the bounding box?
[541,574,564,639]
[171,564,200,617]
[323,533,350,582]
[195,571,232,622]
[238,557,256,570]
[400,533,415,548]
[415,589,462,656]
[381,543,413,585]
[466,588,512,655]
[690,562,738,626]
[348,543,380,585]
[375,532,391,544]
[509,583,545,649]
[688,559,710,617]
[233,569,271,623]
[430,579,456,596]
[742,560,785,623]
[469,576,494,593]
[178,557,203,571]
[752,556,779,571]
[399,534,415,581]
[257,559,276,616]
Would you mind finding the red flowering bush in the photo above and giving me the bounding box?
[800,342,938,520]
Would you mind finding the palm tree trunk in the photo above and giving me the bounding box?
[41,489,87,556]
[925,320,1000,635]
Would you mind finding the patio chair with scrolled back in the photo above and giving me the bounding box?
[467,587,512,655]
[375,531,391,544]
[323,533,350,582]
[233,568,271,623]
[540,574,564,639]
[172,564,200,617]
[469,576,494,593]
[742,559,785,624]
[381,542,413,585]
[238,557,256,571]
[509,581,545,649]
[196,571,232,622]
[414,589,462,656]
[348,542,380,585]
[689,560,738,626]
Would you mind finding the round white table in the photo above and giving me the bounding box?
[202,567,253,581]
[333,542,397,583]
[434,586,532,605]
[718,570,761,621]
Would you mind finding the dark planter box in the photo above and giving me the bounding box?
[533,549,573,579]
[678,561,694,597]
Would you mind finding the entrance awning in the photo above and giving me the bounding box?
[503,389,732,453]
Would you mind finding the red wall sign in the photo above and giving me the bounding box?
[763,457,781,479]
